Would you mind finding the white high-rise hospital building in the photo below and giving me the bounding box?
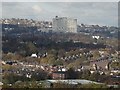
[52,16,77,33]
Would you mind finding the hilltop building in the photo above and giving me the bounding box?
[52,16,77,33]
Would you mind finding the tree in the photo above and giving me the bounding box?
[54,60,63,65]
[67,59,81,69]
[66,68,78,79]
[92,50,100,60]
[25,42,38,56]
[77,83,108,88]
[89,72,100,82]
[58,49,65,57]
[2,53,23,61]
[81,70,91,79]
[40,54,56,65]
[110,62,120,69]
[31,70,48,80]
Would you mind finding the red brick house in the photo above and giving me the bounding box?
[52,71,66,80]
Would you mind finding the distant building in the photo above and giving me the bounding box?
[38,27,52,33]
[52,16,77,33]
[31,53,37,58]
[52,71,66,80]
[92,36,100,39]
[90,59,111,70]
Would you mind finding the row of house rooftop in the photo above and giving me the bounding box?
[1,58,119,80]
